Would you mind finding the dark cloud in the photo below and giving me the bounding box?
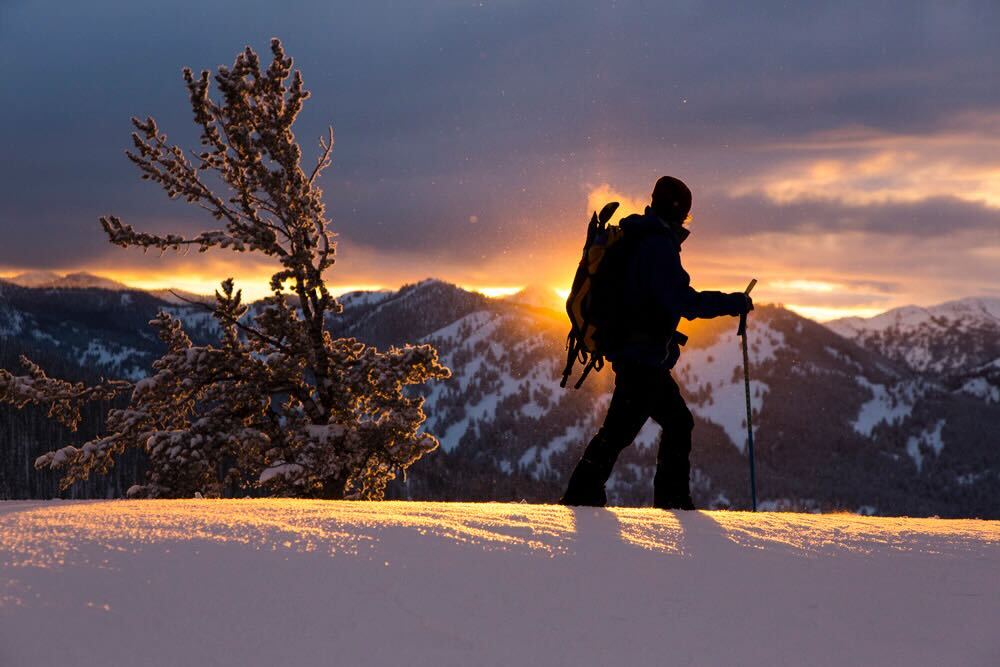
[1,1,998,280]
[696,194,1000,240]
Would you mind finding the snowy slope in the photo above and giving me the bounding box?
[1,500,997,667]
[830,297,1000,337]
[828,296,1000,375]
[674,319,786,452]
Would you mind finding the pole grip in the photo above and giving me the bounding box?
[737,279,756,337]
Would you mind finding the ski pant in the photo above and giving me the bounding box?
[563,363,694,506]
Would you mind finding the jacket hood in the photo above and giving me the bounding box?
[621,207,690,247]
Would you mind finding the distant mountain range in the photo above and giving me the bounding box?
[4,270,128,291]
[0,271,209,305]
[828,299,1000,399]
[1,276,997,517]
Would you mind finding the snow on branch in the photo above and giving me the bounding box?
[0,356,131,430]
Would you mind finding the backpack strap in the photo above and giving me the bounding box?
[573,355,604,389]
[560,333,585,388]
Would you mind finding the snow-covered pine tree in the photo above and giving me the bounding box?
[0,39,450,499]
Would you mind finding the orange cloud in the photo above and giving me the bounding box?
[733,114,1000,208]
[586,183,647,226]
[770,279,839,293]
[782,304,886,321]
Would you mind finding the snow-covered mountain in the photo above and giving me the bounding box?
[828,297,1000,405]
[3,271,128,291]
[1,272,216,305]
[1,280,998,516]
[326,282,999,516]
[828,296,1000,373]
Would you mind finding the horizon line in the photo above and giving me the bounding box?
[3,270,998,324]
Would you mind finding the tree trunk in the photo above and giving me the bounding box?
[320,474,347,500]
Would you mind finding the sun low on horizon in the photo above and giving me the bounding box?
[0,175,981,323]
[0,264,889,322]
[0,178,931,323]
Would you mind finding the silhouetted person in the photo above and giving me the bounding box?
[560,176,752,509]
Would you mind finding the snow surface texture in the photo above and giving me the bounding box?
[1,500,998,667]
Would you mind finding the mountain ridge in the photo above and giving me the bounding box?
[5,270,998,326]
[1,278,997,515]
[2,271,129,291]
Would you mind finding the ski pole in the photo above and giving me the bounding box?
[738,279,758,511]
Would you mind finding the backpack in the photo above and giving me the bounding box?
[560,201,633,389]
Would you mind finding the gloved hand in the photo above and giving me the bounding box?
[729,292,754,315]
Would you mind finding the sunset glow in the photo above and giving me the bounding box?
[770,280,839,293]
[0,140,994,320]
[735,118,1000,209]
[2,4,998,324]
[468,286,524,298]
[781,304,885,322]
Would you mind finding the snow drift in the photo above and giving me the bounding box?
[1,500,997,666]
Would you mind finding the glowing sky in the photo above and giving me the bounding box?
[1,2,998,319]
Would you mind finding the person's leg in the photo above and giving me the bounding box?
[650,373,695,509]
[560,368,652,506]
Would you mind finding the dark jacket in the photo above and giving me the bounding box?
[608,207,745,369]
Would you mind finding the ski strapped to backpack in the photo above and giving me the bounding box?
[560,201,622,389]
